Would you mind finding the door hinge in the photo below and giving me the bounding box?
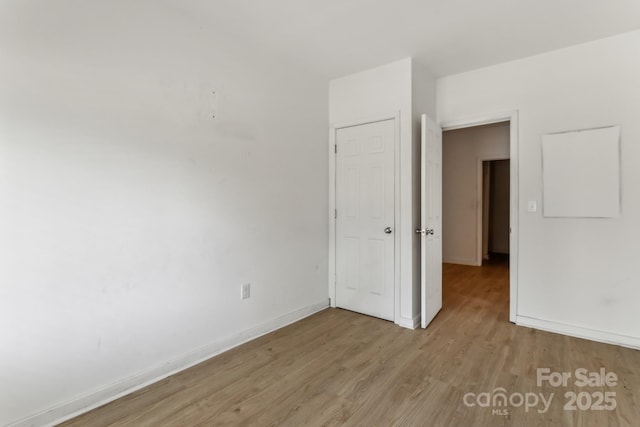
[335,209,337,219]
[334,144,337,154]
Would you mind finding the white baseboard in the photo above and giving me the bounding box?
[516,315,640,350]
[443,257,479,266]
[412,313,421,329]
[10,299,330,427]
[396,313,420,330]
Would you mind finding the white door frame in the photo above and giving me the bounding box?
[328,112,401,324]
[441,110,519,322]
[476,156,510,266]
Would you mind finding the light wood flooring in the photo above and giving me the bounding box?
[61,260,640,426]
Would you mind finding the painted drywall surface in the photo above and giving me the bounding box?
[442,123,510,265]
[0,1,328,425]
[412,60,437,122]
[489,160,510,254]
[329,58,415,325]
[438,30,640,338]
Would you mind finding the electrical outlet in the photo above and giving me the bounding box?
[241,283,251,300]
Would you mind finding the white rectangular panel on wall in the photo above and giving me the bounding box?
[542,125,621,218]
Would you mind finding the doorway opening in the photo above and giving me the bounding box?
[441,118,515,322]
[481,159,510,266]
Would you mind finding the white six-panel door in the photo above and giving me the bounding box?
[336,119,395,321]
[421,114,443,328]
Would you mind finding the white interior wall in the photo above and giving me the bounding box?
[442,123,510,265]
[438,30,640,347]
[0,2,329,425]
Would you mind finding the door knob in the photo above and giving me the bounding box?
[415,229,426,235]
[384,227,393,234]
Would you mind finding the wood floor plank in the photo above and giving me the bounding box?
[60,259,640,426]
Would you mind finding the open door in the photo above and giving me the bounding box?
[420,114,443,328]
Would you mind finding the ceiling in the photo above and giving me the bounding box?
[171,0,640,79]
